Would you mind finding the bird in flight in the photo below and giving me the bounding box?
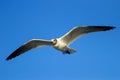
[6,26,115,60]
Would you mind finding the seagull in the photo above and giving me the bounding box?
[6,26,115,60]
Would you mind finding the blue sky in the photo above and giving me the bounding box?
[0,0,120,80]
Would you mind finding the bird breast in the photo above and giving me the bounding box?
[53,39,67,50]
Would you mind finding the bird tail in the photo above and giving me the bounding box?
[69,48,77,53]
[63,48,77,54]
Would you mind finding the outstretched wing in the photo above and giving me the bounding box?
[6,39,53,60]
[60,26,115,45]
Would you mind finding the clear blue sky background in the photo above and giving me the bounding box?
[0,0,120,80]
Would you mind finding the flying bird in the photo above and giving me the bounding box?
[6,26,115,60]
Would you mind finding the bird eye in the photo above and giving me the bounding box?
[54,39,56,41]
[52,39,57,45]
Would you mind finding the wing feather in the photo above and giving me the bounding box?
[6,39,53,60]
[60,26,115,45]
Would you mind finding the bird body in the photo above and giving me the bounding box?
[52,38,76,54]
[6,26,115,60]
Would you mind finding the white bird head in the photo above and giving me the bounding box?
[51,38,57,45]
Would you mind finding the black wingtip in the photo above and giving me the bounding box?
[112,26,116,29]
[6,57,12,61]
[103,26,116,31]
[109,26,116,29]
[6,53,16,61]
[6,58,8,60]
